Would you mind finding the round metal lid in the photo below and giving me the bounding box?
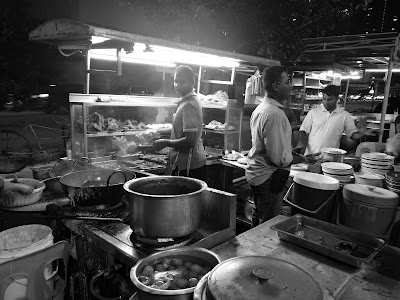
[343,184,399,207]
[207,256,323,300]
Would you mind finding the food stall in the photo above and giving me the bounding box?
[295,32,400,142]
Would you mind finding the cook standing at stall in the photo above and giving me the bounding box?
[0,177,33,194]
[246,66,304,227]
[294,85,378,155]
[153,65,207,181]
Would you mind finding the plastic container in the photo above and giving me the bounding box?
[340,184,399,236]
[0,225,54,300]
[284,173,340,222]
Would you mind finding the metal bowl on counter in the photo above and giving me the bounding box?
[60,169,136,206]
[194,256,323,300]
[130,247,220,300]
[124,176,207,238]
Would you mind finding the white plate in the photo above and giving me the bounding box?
[321,148,347,155]
[361,152,394,161]
[237,157,248,165]
[321,162,353,170]
[222,155,238,161]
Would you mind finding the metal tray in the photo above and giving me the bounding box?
[270,214,386,268]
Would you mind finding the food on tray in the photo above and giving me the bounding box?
[200,90,229,106]
[204,120,235,131]
[145,123,172,130]
[138,257,212,290]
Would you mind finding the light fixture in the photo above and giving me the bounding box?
[91,36,111,44]
[365,68,400,72]
[341,75,362,80]
[49,84,56,87]
[90,49,176,68]
[89,43,242,69]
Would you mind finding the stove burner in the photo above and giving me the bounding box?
[129,233,192,251]
[73,201,124,212]
[54,200,129,220]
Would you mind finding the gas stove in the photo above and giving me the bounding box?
[47,187,236,268]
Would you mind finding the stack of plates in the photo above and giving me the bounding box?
[321,162,353,183]
[385,170,400,194]
[354,173,385,188]
[360,152,394,176]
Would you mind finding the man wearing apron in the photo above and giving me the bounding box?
[154,65,207,181]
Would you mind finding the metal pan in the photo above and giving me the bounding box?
[271,214,386,268]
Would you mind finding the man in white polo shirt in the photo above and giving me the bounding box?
[294,85,377,155]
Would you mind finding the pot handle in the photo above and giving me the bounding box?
[106,170,130,187]
[73,157,92,171]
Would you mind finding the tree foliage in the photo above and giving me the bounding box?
[119,0,372,63]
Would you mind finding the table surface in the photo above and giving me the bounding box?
[211,215,400,300]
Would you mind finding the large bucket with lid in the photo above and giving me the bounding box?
[284,173,340,222]
[340,184,399,237]
[0,224,54,300]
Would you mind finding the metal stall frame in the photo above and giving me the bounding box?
[299,32,400,142]
[28,18,280,96]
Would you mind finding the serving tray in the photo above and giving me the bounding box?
[271,214,386,268]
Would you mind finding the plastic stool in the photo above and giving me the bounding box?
[0,241,70,300]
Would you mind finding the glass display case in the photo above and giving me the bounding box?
[70,94,244,158]
[202,100,244,153]
[69,94,178,158]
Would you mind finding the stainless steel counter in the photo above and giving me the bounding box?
[211,215,400,300]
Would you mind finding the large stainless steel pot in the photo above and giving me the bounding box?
[60,169,136,206]
[124,176,207,238]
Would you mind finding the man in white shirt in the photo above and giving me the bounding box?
[294,85,377,155]
[246,66,303,227]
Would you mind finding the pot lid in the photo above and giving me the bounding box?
[294,172,340,191]
[343,184,399,206]
[207,256,323,300]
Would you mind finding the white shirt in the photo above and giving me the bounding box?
[246,97,293,186]
[300,104,358,155]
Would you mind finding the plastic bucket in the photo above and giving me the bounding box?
[340,184,399,236]
[284,173,340,222]
[0,224,54,300]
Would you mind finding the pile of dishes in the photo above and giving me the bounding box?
[321,162,353,184]
[385,170,400,194]
[361,152,394,176]
[354,173,385,188]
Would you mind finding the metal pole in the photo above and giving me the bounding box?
[85,50,90,94]
[379,48,394,142]
[343,78,350,109]
[197,66,202,93]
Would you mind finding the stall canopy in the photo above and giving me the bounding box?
[292,32,400,142]
[29,18,279,95]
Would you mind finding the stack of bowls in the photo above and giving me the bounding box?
[354,173,385,188]
[361,152,394,176]
[321,162,353,184]
[385,170,400,195]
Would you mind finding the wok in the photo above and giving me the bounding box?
[60,169,136,206]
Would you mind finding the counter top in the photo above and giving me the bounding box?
[211,215,400,300]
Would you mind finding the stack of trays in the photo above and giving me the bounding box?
[354,173,385,188]
[321,162,353,184]
[385,170,400,194]
[361,152,394,176]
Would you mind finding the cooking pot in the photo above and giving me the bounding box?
[124,176,207,238]
[60,169,136,206]
[130,247,220,300]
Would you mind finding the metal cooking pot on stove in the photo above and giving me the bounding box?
[124,176,207,238]
[60,169,136,206]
